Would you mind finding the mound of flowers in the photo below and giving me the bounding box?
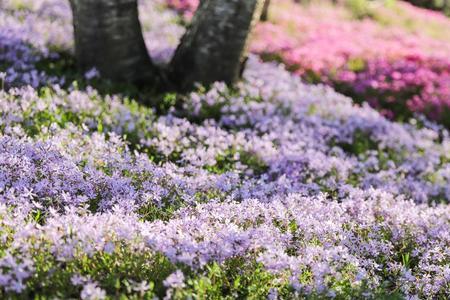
[335,55,450,126]
[1,0,450,298]
[1,56,450,298]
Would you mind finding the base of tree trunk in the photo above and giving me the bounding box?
[169,0,265,91]
[69,0,158,85]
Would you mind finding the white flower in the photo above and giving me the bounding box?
[71,274,88,286]
[133,280,151,294]
[163,270,185,289]
[80,282,106,300]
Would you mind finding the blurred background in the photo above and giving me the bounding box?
[1,0,450,127]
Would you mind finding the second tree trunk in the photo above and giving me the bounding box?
[169,0,265,91]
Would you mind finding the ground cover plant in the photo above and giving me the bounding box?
[1,0,450,299]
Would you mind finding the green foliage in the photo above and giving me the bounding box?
[21,250,174,299]
[137,200,183,222]
[345,0,375,19]
[347,58,366,72]
[333,129,378,156]
[205,150,268,175]
[404,0,450,16]
[171,259,293,300]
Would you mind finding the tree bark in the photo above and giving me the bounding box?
[260,0,270,21]
[169,0,265,91]
[69,0,158,85]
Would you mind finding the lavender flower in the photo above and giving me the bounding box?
[80,283,106,300]
[163,270,185,289]
[0,1,450,299]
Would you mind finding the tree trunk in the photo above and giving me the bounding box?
[169,0,265,91]
[69,0,158,85]
[260,0,270,21]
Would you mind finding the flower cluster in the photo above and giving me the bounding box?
[254,0,450,125]
[1,189,450,298]
[165,0,198,17]
[1,0,450,299]
[335,55,450,126]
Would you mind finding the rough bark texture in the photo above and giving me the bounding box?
[260,0,271,21]
[169,0,265,91]
[69,0,157,84]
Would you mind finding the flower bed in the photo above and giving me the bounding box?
[1,0,450,298]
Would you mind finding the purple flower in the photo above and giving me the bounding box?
[163,270,185,289]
